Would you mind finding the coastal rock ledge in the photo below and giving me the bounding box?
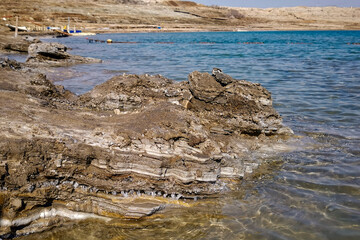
[0,60,293,238]
[26,42,102,66]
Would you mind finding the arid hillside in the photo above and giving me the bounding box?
[234,6,360,30]
[0,0,359,34]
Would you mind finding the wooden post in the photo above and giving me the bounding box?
[67,17,70,33]
[15,16,18,38]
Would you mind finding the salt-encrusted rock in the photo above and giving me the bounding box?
[26,42,102,66]
[188,71,223,102]
[78,73,177,110]
[0,36,37,53]
[212,67,234,86]
[0,63,294,237]
[28,42,68,59]
[187,70,285,135]
[0,57,22,70]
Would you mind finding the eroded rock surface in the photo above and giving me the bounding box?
[0,60,293,238]
[26,42,102,66]
[0,36,40,53]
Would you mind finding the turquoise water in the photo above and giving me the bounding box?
[47,31,360,136]
[39,31,360,239]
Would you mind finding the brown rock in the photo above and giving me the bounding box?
[0,36,41,53]
[28,42,69,60]
[188,71,223,102]
[212,68,234,86]
[0,63,294,237]
[187,70,285,135]
[9,198,23,211]
[26,42,102,66]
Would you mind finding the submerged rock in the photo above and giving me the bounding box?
[0,63,293,237]
[26,42,102,66]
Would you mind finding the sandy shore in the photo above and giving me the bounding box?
[0,0,359,37]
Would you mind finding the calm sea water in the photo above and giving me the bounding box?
[25,31,360,239]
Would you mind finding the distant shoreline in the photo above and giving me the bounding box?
[1,2,359,37]
[60,29,360,37]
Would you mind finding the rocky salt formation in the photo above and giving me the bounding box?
[0,59,293,238]
[0,36,41,53]
[26,42,102,66]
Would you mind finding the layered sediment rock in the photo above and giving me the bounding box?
[0,60,292,238]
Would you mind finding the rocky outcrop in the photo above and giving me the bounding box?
[0,61,293,238]
[26,42,102,66]
[0,57,23,70]
[189,71,288,136]
[0,36,40,53]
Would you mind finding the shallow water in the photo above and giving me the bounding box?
[0,52,27,62]
[20,31,360,239]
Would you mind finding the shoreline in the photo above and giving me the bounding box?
[3,28,357,57]
[5,28,359,42]
[64,27,360,35]
[1,25,358,239]
[1,2,359,238]
[1,2,359,38]
[0,37,295,237]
